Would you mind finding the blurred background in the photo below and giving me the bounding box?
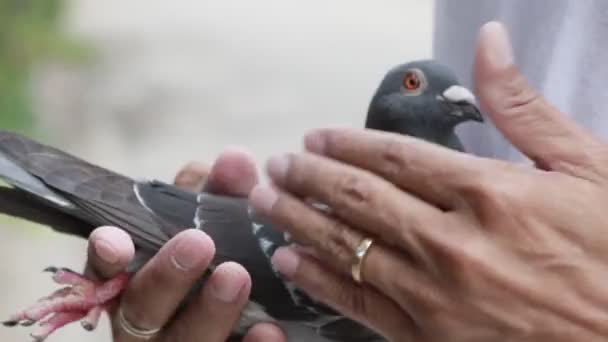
[0,0,434,340]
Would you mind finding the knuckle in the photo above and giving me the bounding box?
[330,170,374,209]
[495,70,541,117]
[322,219,361,265]
[378,136,411,179]
[377,135,462,188]
[457,164,530,215]
[426,235,491,292]
[449,235,490,275]
[377,135,438,183]
[477,177,514,201]
[505,88,540,117]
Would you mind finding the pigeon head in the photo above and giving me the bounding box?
[366,59,483,146]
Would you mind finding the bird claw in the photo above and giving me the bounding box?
[30,312,88,341]
[43,266,77,275]
[20,319,36,327]
[3,266,129,341]
[2,319,18,327]
[42,266,59,273]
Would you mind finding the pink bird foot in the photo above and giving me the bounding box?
[3,267,129,341]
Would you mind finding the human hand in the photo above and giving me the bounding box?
[249,22,608,341]
[85,149,285,342]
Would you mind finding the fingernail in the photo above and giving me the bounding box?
[93,240,119,264]
[271,247,300,278]
[211,262,247,302]
[304,131,326,154]
[171,230,211,271]
[249,185,278,214]
[479,21,513,67]
[266,155,289,184]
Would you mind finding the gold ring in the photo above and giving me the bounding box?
[118,307,161,340]
[351,237,374,283]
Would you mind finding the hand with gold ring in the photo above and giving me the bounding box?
[84,149,286,342]
[249,22,608,341]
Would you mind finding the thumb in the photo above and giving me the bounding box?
[204,147,259,196]
[474,21,601,175]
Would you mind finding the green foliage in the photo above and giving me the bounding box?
[0,0,91,133]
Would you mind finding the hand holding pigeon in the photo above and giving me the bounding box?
[87,154,285,342]
[252,22,608,341]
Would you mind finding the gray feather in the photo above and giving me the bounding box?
[0,153,74,209]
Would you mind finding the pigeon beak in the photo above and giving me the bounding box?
[442,85,484,122]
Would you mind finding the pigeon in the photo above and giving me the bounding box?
[0,59,482,341]
[366,60,482,150]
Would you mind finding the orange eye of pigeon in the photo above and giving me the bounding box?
[403,71,421,91]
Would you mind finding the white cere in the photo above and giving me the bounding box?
[442,85,476,106]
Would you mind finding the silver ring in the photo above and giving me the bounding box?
[351,237,374,284]
[118,307,161,340]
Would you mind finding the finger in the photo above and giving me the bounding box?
[115,229,215,341]
[174,160,210,192]
[242,323,286,342]
[164,262,252,342]
[251,184,364,269]
[204,147,259,196]
[271,247,418,341]
[84,226,135,280]
[474,21,603,177]
[304,127,491,209]
[263,152,448,251]
[250,184,439,306]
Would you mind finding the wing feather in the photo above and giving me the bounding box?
[0,130,170,251]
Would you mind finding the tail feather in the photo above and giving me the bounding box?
[0,186,93,238]
[0,131,174,252]
[0,153,75,210]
